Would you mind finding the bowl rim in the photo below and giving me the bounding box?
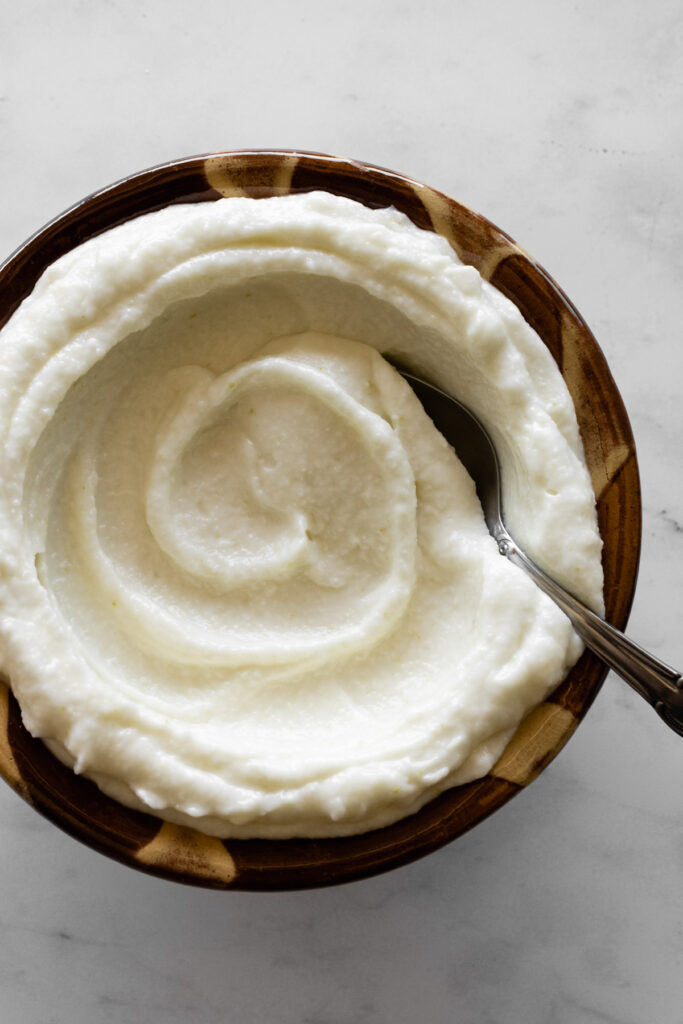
[0,149,641,889]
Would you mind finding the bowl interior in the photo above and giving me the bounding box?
[0,151,641,889]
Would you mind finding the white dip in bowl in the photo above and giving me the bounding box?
[0,191,603,838]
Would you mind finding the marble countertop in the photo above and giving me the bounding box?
[1,2,682,1021]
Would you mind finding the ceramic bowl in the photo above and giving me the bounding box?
[0,151,641,889]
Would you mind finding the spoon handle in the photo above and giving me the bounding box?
[500,536,683,735]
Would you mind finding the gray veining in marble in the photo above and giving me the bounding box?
[1,1,682,1022]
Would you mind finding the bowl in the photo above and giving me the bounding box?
[0,150,641,889]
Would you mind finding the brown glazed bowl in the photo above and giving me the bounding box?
[0,151,641,890]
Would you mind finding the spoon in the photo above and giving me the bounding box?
[396,366,683,736]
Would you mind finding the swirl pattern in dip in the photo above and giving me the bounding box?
[0,193,603,837]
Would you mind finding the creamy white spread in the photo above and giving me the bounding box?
[0,192,603,837]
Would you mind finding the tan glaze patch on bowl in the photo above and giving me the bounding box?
[0,151,641,890]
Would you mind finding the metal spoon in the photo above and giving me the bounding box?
[397,367,683,736]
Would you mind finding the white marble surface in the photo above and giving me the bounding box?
[1,2,682,1021]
